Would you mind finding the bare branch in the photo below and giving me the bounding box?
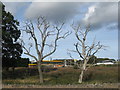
[67,49,77,53]
[45,43,54,47]
[67,51,74,59]
[37,44,42,48]
[23,46,37,61]
[22,17,70,65]
[28,43,33,52]
[19,38,37,61]
[54,22,65,32]
[92,45,103,56]
[74,43,84,59]
[42,23,70,60]
[84,24,90,40]
[37,16,47,39]
[57,31,72,39]
[24,20,41,59]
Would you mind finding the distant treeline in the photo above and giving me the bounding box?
[29,56,116,65]
[87,56,116,64]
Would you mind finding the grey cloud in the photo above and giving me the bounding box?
[24,2,85,23]
[3,2,118,31]
[106,23,118,30]
[3,2,27,16]
[82,2,118,30]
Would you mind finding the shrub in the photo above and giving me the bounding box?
[73,65,79,69]
[83,71,93,81]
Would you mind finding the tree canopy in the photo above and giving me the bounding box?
[2,3,23,69]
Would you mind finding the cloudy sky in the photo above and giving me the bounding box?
[2,1,118,60]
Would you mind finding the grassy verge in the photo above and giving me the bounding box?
[2,65,118,85]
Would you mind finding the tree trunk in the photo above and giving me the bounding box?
[37,61,43,84]
[78,60,87,83]
[78,40,86,84]
[78,69,84,83]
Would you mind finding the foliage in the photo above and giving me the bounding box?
[16,58,30,67]
[2,3,22,70]
[87,56,97,64]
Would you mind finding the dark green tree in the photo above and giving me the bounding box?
[2,3,22,71]
[16,58,30,67]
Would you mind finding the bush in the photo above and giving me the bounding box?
[73,65,79,69]
[83,71,93,81]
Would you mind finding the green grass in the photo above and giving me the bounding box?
[2,65,118,85]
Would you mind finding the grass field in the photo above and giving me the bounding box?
[2,65,118,85]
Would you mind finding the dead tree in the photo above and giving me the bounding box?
[20,16,70,84]
[71,23,104,83]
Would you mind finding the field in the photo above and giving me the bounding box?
[2,65,119,88]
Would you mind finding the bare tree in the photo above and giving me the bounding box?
[71,23,104,83]
[20,16,70,83]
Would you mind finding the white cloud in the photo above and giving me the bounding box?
[84,5,95,21]
[83,2,118,30]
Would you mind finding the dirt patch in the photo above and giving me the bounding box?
[2,83,119,88]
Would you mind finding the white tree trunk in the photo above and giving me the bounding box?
[37,61,43,84]
[64,60,67,67]
[78,60,87,83]
[78,70,84,83]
